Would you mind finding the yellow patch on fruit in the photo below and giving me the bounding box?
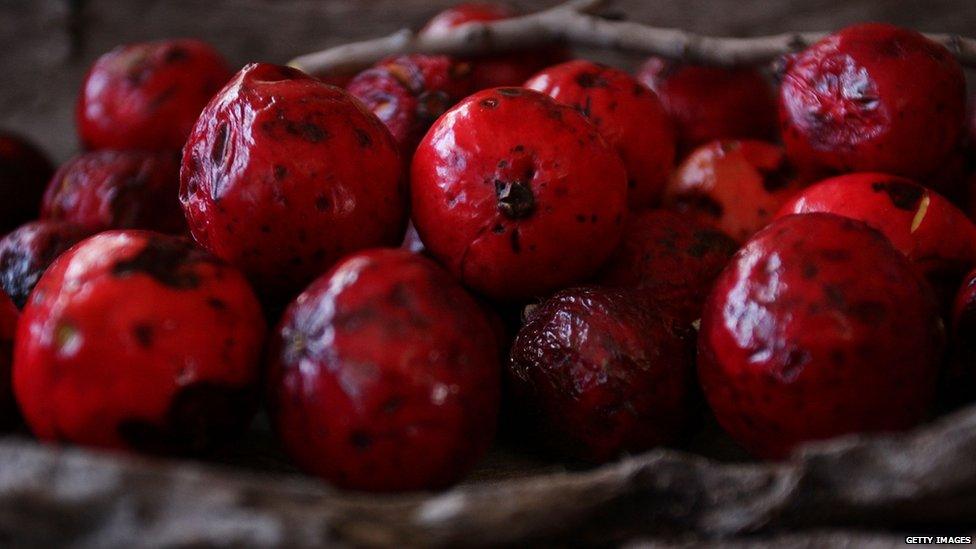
[910,194,930,234]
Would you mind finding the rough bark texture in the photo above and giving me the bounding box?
[2,1,976,546]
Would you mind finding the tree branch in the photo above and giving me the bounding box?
[287,0,976,76]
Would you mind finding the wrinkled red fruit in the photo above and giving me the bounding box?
[268,249,499,491]
[420,3,566,90]
[411,87,628,301]
[43,150,185,234]
[181,63,407,301]
[0,221,94,308]
[780,23,966,179]
[698,213,943,459]
[13,231,265,454]
[0,292,18,425]
[347,54,472,158]
[77,39,232,151]
[509,286,694,463]
[777,173,976,310]
[0,131,54,234]
[597,210,738,323]
[636,57,777,156]
[663,140,808,242]
[525,60,676,209]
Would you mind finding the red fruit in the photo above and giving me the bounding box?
[0,131,54,233]
[779,23,966,179]
[663,140,808,242]
[180,63,407,301]
[525,60,676,209]
[347,54,472,158]
[777,173,976,309]
[597,210,738,323]
[411,87,628,301]
[698,213,943,459]
[268,249,499,491]
[509,286,694,463]
[0,221,94,308]
[636,57,777,155]
[420,3,566,90]
[77,39,232,152]
[0,292,18,425]
[43,150,185,234]
[13,231,266,454]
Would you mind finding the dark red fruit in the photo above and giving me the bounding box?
[509,286,695,463]
[636,57,777,155]
[347,54,472,158]
[43,150,185,234]
[180,63,407,301]
[77,39,232,151]
[13,231,265,454]
[663,140,808,242]
[777,173,976,310]
[698,213,943,459]
[779,23,966,179]
[411,87,628,301]
[0,221,94,308]
[525,60,676,209]
[0,292,18,426]
[420,3,566,90]
[949,269,976,404]
[268,249,499,491]
[0,131,54,234]
[597,210,738,323]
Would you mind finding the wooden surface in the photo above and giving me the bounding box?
[3,0,976,162]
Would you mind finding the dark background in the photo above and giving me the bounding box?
[3,0,976,162]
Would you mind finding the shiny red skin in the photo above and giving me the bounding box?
[777,173,976,310]
[77,39,232,151]
[180,63,407,302]
[636,57,777,156]
[525,60,676,209]
[663,140,809,242]
[268,249,500,491]
[411,87,628,301]
[0,292,18,426]
[0,220,94,309]
[13,231,266,454]
[0,131,54,233]
[698,213,943,459]
[779,23,966,179]
[43,150,185,234]
[597,210,738,324]
[420,3,566,90]
[347,54,472,158]
[509,286,695,463]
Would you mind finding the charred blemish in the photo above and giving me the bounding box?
[353,128,372,148]
[480,97,499,109]
[871,180,923,211]
[111,237,212,289]
[273,165,287,181]
[259,224,271,234]
[491,223,505,234]
[759,159,796,192]
[315,194,331,212]
[575,71,608,89]
[132,323,154,348]
[116,382,255,456]
[512,145,525,154]
[802,261,819,279]
[673,194,724,218]
[207,297,227,311]
[495,179,536,219]
[382,396,404,414]
[350,431,373,450]
[163,47,189,64]
[289,121,328,143]
[687,230,737,259]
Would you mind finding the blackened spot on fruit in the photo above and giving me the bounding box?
[778,347,810,381]
[132,323,154,348]
[164,47,189,64]
[510,228,522,253]
[497,88,521,97]
[512,145,525,154]
[673,193,723,219]
[354,128,372,148]
[382,396,403,414]
[260,224,271,234]
[111,237,211,289]
[492,223,505,234]
[315,194,331,212]
[117,382,255,456]
[823,283,845,308]
[575,72,608,89]
[495,179,536,220]
[802,261,819,279]
[871,180,923,211]
[207,297,227,310]
[350,431,373,450]
[576,214,586,223]
[480,97,499,109]
[759,159,795,192]
[687,230,737,259]
[211,123,229,166]
[289,121,328,143]
[274,165,287,181]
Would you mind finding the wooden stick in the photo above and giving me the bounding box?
[287,0,976,76]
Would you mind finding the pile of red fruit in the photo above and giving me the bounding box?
[1,4,976,492]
